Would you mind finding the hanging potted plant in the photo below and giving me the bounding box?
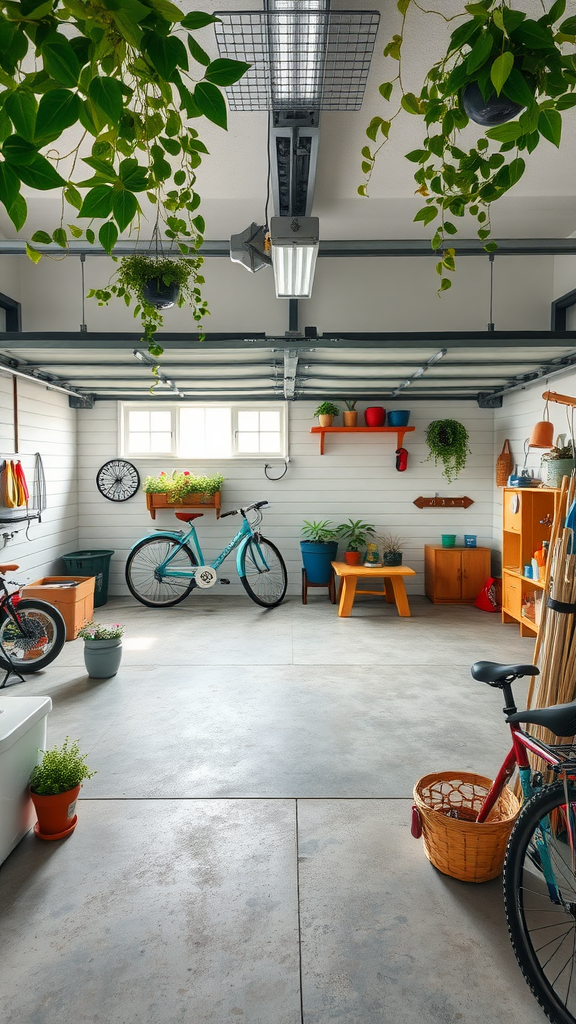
[77,621,125,679]
[541,437,575,488]
[314,402,340,428]
[29,737,96,840]
[88,254,207,359]
[360,0,576,291]
[301,520,339,584]
[337,518,376,566]
[426,419,471,483]
[343,400,358,427]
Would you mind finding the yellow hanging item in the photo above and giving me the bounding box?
[3,460,19,508]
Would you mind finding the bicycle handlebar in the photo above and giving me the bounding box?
[220,500,269,519]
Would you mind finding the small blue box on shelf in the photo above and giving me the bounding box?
[464,535,477,548]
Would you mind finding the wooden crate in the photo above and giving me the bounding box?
[21,576,95,641]
[145,491,221,520]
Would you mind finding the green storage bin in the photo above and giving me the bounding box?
[62,550,114,607]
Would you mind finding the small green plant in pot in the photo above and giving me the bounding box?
[29,737,96,840]
[337,519,376,566]
[343,400,358,427]
[89,254,208,365]
[314,402,340,427]
[380,534,403,567]
[301,520,339,585]
[425,420,471,483]
[77,621,125,679]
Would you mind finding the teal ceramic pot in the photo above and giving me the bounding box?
[542,459,573,488]
[387,410,410,427]
[300,541,338,584]
[83,638,123,678]
[441,535,456,548]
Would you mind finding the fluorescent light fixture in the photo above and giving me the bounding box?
[270,216,319,298]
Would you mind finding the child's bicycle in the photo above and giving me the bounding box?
[469,659,576,1024]
[125,500,288,609]
[0,563,66,684]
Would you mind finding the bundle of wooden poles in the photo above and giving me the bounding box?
[526,474,576,759]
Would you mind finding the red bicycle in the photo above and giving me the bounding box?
[0,562,66,685]
[471,660,576,1024]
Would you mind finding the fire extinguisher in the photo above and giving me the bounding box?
[396,447,408,472]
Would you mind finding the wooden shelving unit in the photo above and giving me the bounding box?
[424,545,491,604]
[310,425,415,455]
[501,486,559,637]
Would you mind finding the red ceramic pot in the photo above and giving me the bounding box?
[364,407,386,427]
[344,551,362,565]
[30,785,80,839]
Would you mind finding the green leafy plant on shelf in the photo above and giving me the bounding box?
[301,520,338,543]
[77,621,125,640]
[313,402,340,418]
[0,0,249,356]
[337,518,376,552]
[360,0,576,292]
[425,419,471,483]
[143,471,224,499]
[29,738,96,796]
[88,254,206,359]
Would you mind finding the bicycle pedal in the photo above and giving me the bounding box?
[219,578,231,585]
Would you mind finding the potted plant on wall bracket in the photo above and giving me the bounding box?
[143,471,224,518]
[314,402,340,427]
[88,251,207,360]
[360,0,576,292]
[337,519,376,566]
[0,0,249,353]
[425,419,471,483]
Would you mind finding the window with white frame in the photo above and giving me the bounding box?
[121,403,287,459]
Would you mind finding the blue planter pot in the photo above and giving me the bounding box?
[387,410,410,427]
[300,541,338,584]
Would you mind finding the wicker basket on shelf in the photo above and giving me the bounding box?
[413,771,520,883]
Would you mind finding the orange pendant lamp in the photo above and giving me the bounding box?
[529,399,554,449]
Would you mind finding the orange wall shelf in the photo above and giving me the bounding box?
[310,426,415,455]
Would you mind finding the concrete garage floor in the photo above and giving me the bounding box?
[0,594,550,1024]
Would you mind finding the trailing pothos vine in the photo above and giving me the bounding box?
[0,0,249,343]
[360,0,576,292]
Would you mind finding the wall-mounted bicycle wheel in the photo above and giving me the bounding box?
[504,780,576,1024]
[239,537,287,608]
[0,600,66,673]
[125,537,197,607]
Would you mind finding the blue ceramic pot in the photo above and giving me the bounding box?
[300,541,338,584]
[387,410,410,427]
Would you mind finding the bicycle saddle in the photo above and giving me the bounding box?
[471,661,539,685]
[174,513,203,522]
[506,701,576,738]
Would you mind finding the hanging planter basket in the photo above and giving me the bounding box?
[461,82,523,127]
[142,278,180,310]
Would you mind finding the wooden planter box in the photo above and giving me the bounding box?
[145,491,221,520]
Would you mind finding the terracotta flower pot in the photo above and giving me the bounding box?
[343,411,357,427]
[318,414,334,427]
[30,785,80,840]
[364,407,385,427]
[344,550,362,566]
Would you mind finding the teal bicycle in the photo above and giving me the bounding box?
[125,500,287,609]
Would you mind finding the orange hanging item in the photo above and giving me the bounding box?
[13,460,29,507]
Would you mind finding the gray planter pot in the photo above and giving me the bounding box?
[83,638,123,678]
[542,459,574,488]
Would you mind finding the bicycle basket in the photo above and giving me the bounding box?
[413,771,520,883]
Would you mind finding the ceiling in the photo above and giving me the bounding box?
[1,0,576,404]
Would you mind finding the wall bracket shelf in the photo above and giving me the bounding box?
[310,425,414,455]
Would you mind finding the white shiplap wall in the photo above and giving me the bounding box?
[0,376,78,581]
[493,367,576,570]
[78,399,495,596]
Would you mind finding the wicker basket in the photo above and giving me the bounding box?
[496,439,514,487]
[413,771,520,882]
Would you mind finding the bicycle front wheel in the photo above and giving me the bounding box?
[0,600,66,673]
[504,780,576,1024]
[126,537,197,607]
[239,537,287,608]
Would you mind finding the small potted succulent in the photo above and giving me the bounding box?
[77,621,125,679]
[29,737,96,840]
[380,534,403,567]
[343,400,358,427]
[314,402,340,427]
[337,518,376,566]
[541,438,575,488]
[301,520,339,584]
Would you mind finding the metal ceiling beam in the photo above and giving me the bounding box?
[1,331,576,349]
[1,238,575,257]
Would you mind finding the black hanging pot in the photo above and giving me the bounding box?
[142,278,180,309]
[461,82,523,127]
